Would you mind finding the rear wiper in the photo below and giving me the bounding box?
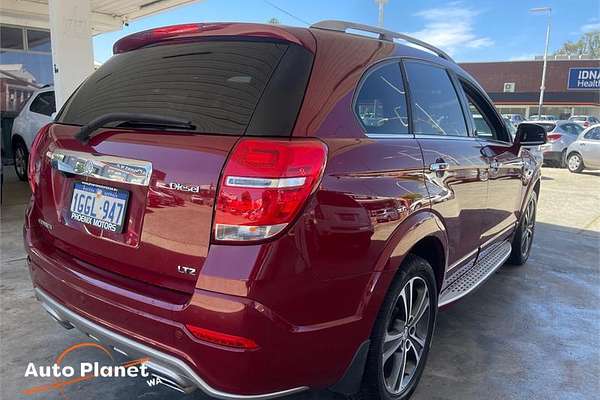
[75,112,195,143]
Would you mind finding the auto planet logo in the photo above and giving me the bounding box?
[21,342,153,398]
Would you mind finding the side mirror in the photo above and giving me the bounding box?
[515,123,547,146]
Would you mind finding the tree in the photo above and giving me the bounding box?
[267,18,280,25]
[554,31,600,58]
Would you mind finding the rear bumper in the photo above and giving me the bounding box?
[24,214,373,397]
[34,288,306,399]
[541,150,564,163]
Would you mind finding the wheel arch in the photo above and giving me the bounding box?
[331,211,449,396]
[566,150,583,163]
[363,210,449,323]
[407,235,446,294]
[11,133,27,149]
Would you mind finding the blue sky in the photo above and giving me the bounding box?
[93,0,600,63]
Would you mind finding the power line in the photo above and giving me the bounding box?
[262,0,312,26]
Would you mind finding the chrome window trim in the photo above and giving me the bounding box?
[414,134,478,141]
[47,149,153,187]
[365,133,414,139]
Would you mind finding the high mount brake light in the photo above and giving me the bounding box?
[28,123,52,193]
[214,138,327,242]
[113,23,206,54]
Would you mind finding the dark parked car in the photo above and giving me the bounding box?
[25,21,545,400]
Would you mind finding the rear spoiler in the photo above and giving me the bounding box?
[113,22,316,54]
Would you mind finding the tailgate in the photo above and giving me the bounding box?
[37,125,237,293]
[30,37,313,294]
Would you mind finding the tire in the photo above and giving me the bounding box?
[508,193,537,265]
[13,140,29,182]
[567,152,584,173]
[352,255,437,400]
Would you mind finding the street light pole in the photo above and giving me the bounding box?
[375,0,389,27]
[530,7,552,118]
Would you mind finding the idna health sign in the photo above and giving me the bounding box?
[568,68,600,90]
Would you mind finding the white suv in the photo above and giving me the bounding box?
[569,115,600,129]
[11,87,55,181]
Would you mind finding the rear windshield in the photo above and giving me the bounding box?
[534,123,556,132]
[57,40,313,136]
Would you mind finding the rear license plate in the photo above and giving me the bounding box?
[69,182,129,233]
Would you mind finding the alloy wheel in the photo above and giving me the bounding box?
[568,154,581,172]
[382,276,430,395]
[520,198,536,257]
[15,147,26,177]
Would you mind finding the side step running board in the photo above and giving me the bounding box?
[438,241,512,307]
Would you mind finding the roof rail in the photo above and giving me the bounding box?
[310,20,454,63]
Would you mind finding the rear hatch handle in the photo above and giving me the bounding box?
[75,113,195,144]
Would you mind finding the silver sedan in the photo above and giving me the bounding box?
[566,124,600,173]
[526,121,584,167]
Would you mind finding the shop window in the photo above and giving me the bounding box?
[27,30,51,52]
[1,26,24,50]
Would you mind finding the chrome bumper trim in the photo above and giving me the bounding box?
[34,288,309,399]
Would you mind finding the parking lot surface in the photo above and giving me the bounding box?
[1,167,599,400]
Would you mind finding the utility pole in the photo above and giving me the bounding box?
[375,0,389,27]
[530,7,552,117]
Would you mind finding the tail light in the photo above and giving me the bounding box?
[214,138,327,242]
[546,133,562,143]
[28,123,52,193]
[583,121,589,127]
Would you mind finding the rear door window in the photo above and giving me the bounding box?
[403,61,467,137]
[354,62,409,135]
[29,91,55,116]
[58,40,312,136]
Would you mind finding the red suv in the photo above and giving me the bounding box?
[25,21,546,400]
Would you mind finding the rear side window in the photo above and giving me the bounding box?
[403,61,467,137]
[58,40,312,136]
[562,123,583,135]
[30,91,55,116]
[354,62,409,135]
[585,127,600,140]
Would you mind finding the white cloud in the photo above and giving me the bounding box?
[408,2,493,56]
[581,21,600,33]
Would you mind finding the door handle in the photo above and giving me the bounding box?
[429,162,449,172]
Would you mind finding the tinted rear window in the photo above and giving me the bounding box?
[532,123,556,132]
[58,40,312,136]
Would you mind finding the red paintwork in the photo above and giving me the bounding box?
[24,23,540,396]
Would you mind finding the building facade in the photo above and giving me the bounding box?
[460,59,600,119]
[0,24,52,115]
